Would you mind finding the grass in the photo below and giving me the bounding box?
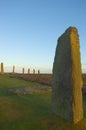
[0,74,86,130]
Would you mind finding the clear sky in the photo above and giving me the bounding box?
[0,0,86,73]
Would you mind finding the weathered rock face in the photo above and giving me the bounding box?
[52,27,83,123]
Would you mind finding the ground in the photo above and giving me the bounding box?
[0,73,86,130]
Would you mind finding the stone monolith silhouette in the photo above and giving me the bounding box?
[38,70,40,74]
[33,69,35,74]
[1,62,4,74]
[52,27,83,123]
[13,66,15,74]
[28,68,30,74]
[22,68,24,74]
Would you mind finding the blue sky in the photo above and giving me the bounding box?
[0,0,86,73]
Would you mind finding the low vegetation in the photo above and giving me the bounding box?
[11,73,86,87]
[10,73,52,85]
[0,74,86,130]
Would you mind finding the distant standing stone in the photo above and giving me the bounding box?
[38,70,40,74]
[1,62,4,74]
[33,69,35,74]
[28,68,30,74]
[52,27,83,123]
[22,68,25,74]
[13,66,15,74]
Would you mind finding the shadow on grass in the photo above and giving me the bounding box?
[40,95,86,130]
[41,115,86,130]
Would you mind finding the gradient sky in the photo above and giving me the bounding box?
[0,0,86,73]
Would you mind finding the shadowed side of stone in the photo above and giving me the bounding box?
[52,27,83,123]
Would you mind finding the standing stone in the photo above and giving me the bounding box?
[38,70,40,74]
[52,27,83,123]
[33,69,35,74]
[28,68,30,74]
[22,68,25,74]
[1,62,4,74]
[13,66,15,74]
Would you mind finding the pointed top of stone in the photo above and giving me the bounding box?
[65,26,78,34]
[58,26,79,44]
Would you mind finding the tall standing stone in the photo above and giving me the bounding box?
[28,68,30,74]
[13,66,15,74]
[1,62,4,74]
[22,68,24,74]
[38,70,40,74]
[33,69,35,74]
[52,27,83,123]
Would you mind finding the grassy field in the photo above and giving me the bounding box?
[0,74,86,130]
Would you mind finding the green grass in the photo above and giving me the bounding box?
[0,74,86,130]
